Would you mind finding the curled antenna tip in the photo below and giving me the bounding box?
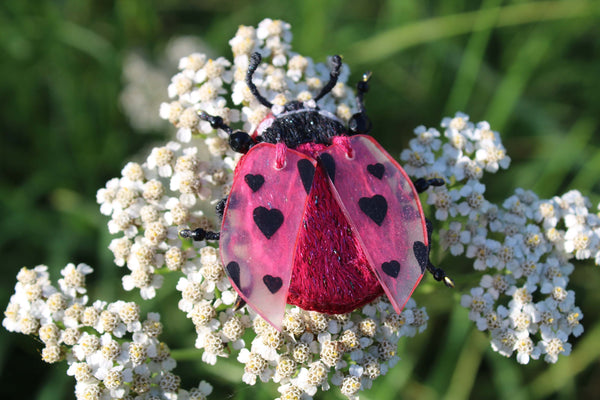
[245,52,273,109]
[250,52,262,64]
[314,55,344,102]
[331,55,342,74]
[248,52,263,75]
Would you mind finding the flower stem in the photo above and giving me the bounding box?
[347,1,599,63]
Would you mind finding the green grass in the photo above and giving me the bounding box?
[1,1,600,399]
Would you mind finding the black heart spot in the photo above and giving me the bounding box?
[367,163,385,179]
[413,241,428,273]
[226,261,241,288]
[382,260,401,278]
[253,207,284,239]
[244,174,264,192]
[319,153,336,183]
[358,195,388,226]
[263,275,283,294]
[297,159,315,195]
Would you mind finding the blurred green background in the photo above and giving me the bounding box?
[1,0,600,399]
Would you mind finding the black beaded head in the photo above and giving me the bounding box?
[246,52,371,148]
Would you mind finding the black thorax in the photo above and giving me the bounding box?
[260,110,347,148]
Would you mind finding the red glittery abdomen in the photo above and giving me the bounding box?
[286,143,384,314]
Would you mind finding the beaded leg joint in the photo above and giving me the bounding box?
[179,228,220,241]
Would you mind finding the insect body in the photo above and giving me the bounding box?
[181,53,452,330]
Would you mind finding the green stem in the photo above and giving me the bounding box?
[170,347,205,360]
[529,322,600,398]
[346,1,599,63]
[444,0,503,115]
[444,328,488,400]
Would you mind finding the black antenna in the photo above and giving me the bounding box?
[314,55,342,102]
[246,53,274,109]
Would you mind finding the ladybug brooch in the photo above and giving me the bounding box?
[182,53,453,330]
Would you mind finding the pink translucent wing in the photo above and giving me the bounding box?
[220,143,316,330]
[320,135,428,313]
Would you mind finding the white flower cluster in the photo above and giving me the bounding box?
[174,247,429,400]
[96,18,433,400]
[120,52,170,132]
[120,36,209,133]
[5,17,598,400]
[402,113,596,364]
[96,135,234,300]
[2,264,213,400]
[266,299,428,400]
[159,18,356,144]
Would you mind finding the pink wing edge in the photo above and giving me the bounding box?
[321,134,429,314]
[219,143,316,331]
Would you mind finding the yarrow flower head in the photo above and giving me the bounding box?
[4,18,599,400]
[46,19,428,399]
[3,264,213,399]
[408,113,597,364]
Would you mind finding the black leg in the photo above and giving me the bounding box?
[424,218,454,288]
[414,178,445,193]
[199,112,254,154]
[179,197,225,242]
[180,228,220,241]
[355,71,371,114]
[348,72,372,135]
[425,218,433,245]
[426,261,455,288]
[216,197,227,220]
[199,112,232,134]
